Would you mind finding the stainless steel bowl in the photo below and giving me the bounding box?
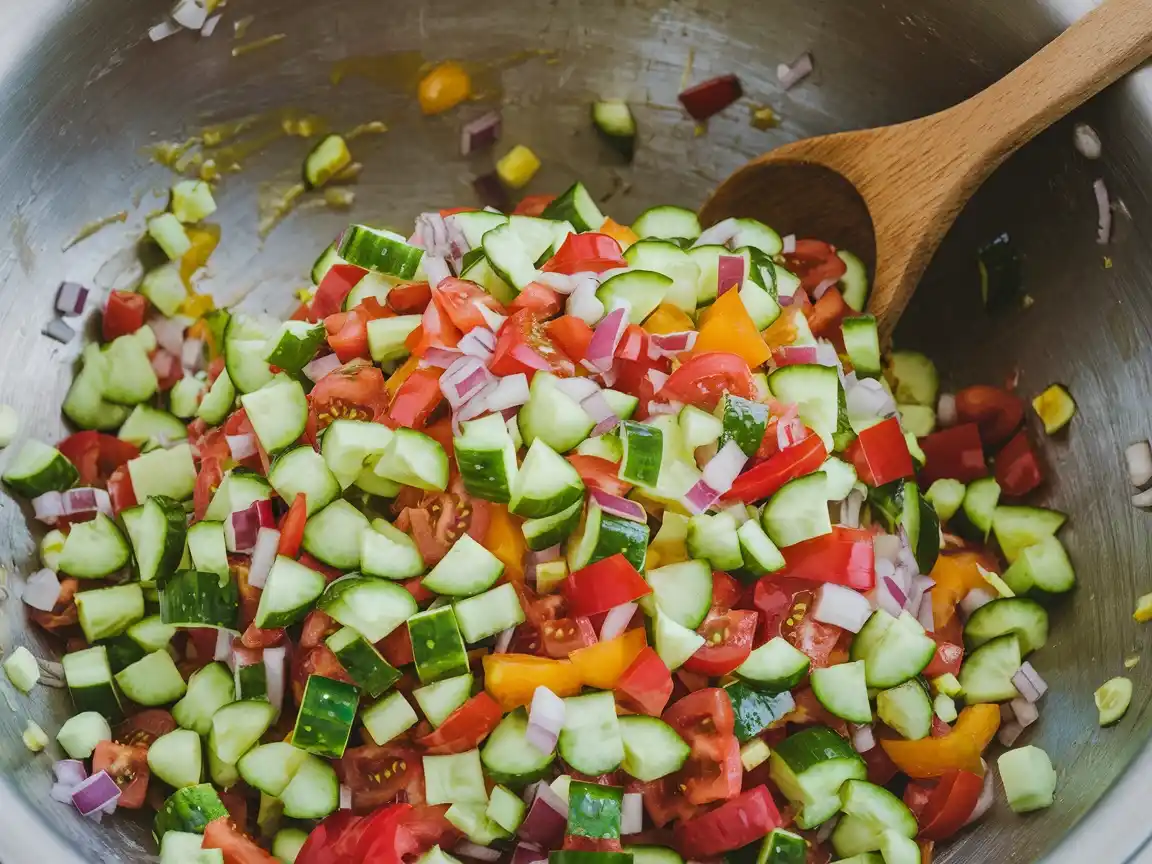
[1,0,1150,861]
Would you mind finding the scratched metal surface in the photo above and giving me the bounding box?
[0,0,1150,861]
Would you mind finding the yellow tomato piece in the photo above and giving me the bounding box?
[643,303,695,336]
[484,504,527,583]
[569,628,646,690]
[483,654,584,711]
[599,217,639,250]
[497,145,542,190]
[880,704,1000,779]
[693,288,771,369]
[418,62,472,115]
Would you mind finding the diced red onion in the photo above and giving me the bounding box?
[896,529,920,577]
[214,629,235,663]
[150,315,191,356]
[693,217,740,248]
[600,602,638,642]
[812,583,873,633]
[226,499,274,554]
[182,338,204,372]
[567,276,606,326]
[452,383,497,434]
[937,393,958,428]
[421,347,464,370]
[61,487,112,518]
[54,760,88,787]
[717,256,746,296]
[526,687,566,754]
[916,591,936,633]
[812,277,839,300]
[555,377,601,402]
[1126,441,1152,487]
[458,331,495,363]
[518,782,568,847]
[487,374,530,411]
[511,844,547,864]
[873,533,901,563]
[877,577,906,618]
[461,111,503,156]
[585,307,628,371]
[591,489,647,523]
[997,720,1024,747]
[777,416,806,450]
[441,357,493,409]
[647,399,683,418]
[423,255,451,287]
[71,770,121,817]
[840,488,864,529]
[648,331,697,359]
[511,344,551,373]
[529,545,562,565]
[21,568,61,612]
[1094,178,1112,245]
[51,782,78,804]
[850,723,876,753]
[457,841,502,862]
[56,282,90,316]
[43,318,76,344]
[964,764,996,826]
[494,627,515,654]
[304,353,342,382]
[1012,662,1048,703]
[227,434,258,461]
[959,587,996,618]
[778,293,795,307]
[247,527,280,589]
[846,377,898,422]
[682,479,721,515]
[32,491,64,525]
[773,346,819,367]
[1009,697,1039,727]
[702,441,748,494]
[904,575,935,616]
[781,234,796,254]
[339,785,352,811]
[621,792,643,835]
[1073,123,1102,160]
[264,644,287,713]
[777,53,814,90]
[477,304,507,333]
[536,272,579,295]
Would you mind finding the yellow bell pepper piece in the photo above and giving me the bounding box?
[385,355,420,397]
[496,146,541,190]
[643,303,696,336]
[418,62,472,116]
[569,628,646,690]
[1134,592,1152,623]
[693,288,771,369]
[484,504,527,583]
[599,218,639,250]
[483,654,584,711]
[930,552,998,629]
[180,224,221,288]
[881,704,1000,778]
[179,293,216,320]
[761,305,803,350]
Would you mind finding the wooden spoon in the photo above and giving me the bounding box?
[700,0,1152,338]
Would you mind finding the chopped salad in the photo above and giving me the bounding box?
[3,177,1083,864]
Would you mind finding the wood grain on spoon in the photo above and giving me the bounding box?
[701,0,1152,337]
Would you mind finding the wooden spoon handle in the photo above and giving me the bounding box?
[947,0,1152,175]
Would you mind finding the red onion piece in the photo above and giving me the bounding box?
[585,307,628,371]
[681,479,720,515]
[997,720,1024,748]
[303,353,341,383]
[458,331,495,363]
[850,723,876,753]
[51,782,77,804]
[461,112,503,156]
[55,282,90,316]
[811,277,839,300]
[773,346,819,367]
[916,591,936,633]
[248,527,281,589]
[693,217,739,248]
[555,377,601,402]
[777,53,814,90]
[583,392,621,437]
[54,759,88,787]
[264,644,287,712]
[518,782,568,847]
[441,358,492,409]
[529,545,562,566]
[150,350,180,386]
[781,234,796,254]
[877,576,906,618]
[717,256,746,296]
[649,331,697,358]
[225,499,274,554]
[812,583,872,633]
[43,318,76,344]
[456,841,502,862]
[487,374,531,411]
[511,344,551,372]
[600,602,638,642]
[590,489,647,524]
[1012,662,1048,703]
[423,255,451,288]
[214,629,235,663]
[227,434,258,461]
[964,765,996,826]
[621,792,643,835]
[1094,178,1112,245]
[526,686,566,754]
[339,785,352,811]
[778,293,795,307]
[511,844,548,864]
[645,368,670,392]
[494,627,515,654]
[904,575,936,616]
[21,568,61,612]
[840,488,865,529]
[702,441,749,494]
[937,393,958,428]
[149,315,191,355]
[959,587,996,618]
[32,491,64,525]
[477,304,507,334]
[421,347,464,370]
[777,416,806,451]
[71,770,121,816]
[815,814,839,845]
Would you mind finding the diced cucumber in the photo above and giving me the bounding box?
[158,569,239,630]
[542,182,605,233]
[838,250,871,312]
[687,511,743,571]
[59,513,131,579]
[280,754,340,819]
[510,438,584,518]
[653,608,705,671]
[304,135,352,188]
[632,206,701,241]
[519,372,595,454]
[810,661,871,723]
[368,315,421,363]
[455,414,519,504]
[327,627,400,698]
[1001,534,1076,597]
[56,712,112,759]
[597,270,672,324]
[642,559,713,630]
[2,440,78,498]
[210,700,277,765]
[128,443,198,502]
[340,225,424,279]
[567,496,649,573]
[761,472,831,548]
[842,316,881,379]
[361,518,426,580]
[375,428,449,491]
[76,583,145,643]
[238,742,309,797]
[997,745,1057,813]
[414,673,473,728]
[624,240,701,313]
[770,726,867,829]
[240,379,308,454]
[925,479,966,523]
[363,690,419,745]
[481,708,556,785]
[769,364,842,450]
[964,597,1049,655]
[302,499,370,570]
[885,351,938,407]
[119,405,189,448]
[115,650,188,706]
[724,680,796,742]
[256,556,328,628]
[618,715,691,781]
[268,447,340,516]
[174,662,236,735]
[559,692,624,775]
[318,574,418,643]
[736,637,811,692]
[454,583,526,643]
[958,634,1022,703]
[408,606,470,684]
[425,750,488,806]
[148,729,204,789]
[875,680,933,741]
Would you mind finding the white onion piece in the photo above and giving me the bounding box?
[441,357,492,409]
[32,491,64,525]
[1073,123,1102,159]
[554,377,601,402]
[423,255,451,287]
[840,488,864,528]
[964,764,996,826]
[303,353,342,383]
[850,723,876,753]
[477,304,508,333]
[567,277,606,326]
[693,217,740,248]
[621,793,643,835]
[526,686,566,754]
[536,272,578,294]
[214,629,235,663]
[1132,488,1152,508]
[55,760,88,786]
[937,393,958,427]
[494,627,515,654]
[149,18,183,41]
[339,785,352,811]
[702,441,749,495]
[1094,178,1112,245]
[781,234,796,254]
[264,645,287,714]
[227,434,258,461]
[456,842,501,862]
[21,569,61,612]
[959,587,996,618]
[43,318,76,344]
[600,603,638,642]
[1126,441,1152,487]
[1009,697,1039,727]
[149,315,191,355]
[487,374,531,411]
[50,782,77,804]
[247,527,280,589]
[846,377,898,423]
[916,592,935,633]
[458,330,495,362]
[171,0,209,29]
[777,53,814,90]
[585,307,628,371]
[812,583,872,633]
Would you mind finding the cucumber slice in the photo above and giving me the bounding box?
[293,674,359,758]
[632,206,701,242]
[119,405,189,448]
[318,574,419,643]
[363,690,419,746]
[424,750,488,806]
[567,496,649,573]
[64,346,131,431]
[770,726,867,829]
[964,597,1049,655]
[810,661,871,723]
[735,637,811,692]
[875,680,933,741]
[653,608,705,671]
[204,470,272,521]
[361,518,426,580]
[925,478,966,523]
[148,729,203,789]
[326,628,400,698]
[115,650,188,706]
[619,421,664,487]
[997,746,1057,813]
[174,662,236,736]
[128,443,198,502]
[841,315,881,379]
[154,785,228,841]
[422,534,505,597]
[321,419,394,491]
[860,611,936,689]
[958,634,1022,703]
[597,270,672,324]
[238,742,309,797]
[2,440,78,498]
[542,182,605,233]
[304,135,352,188]
[159,569,240,630]
[643,559,713,629]
[59,513,131,579]
[126,495,188,583]
[196,370,236,426]
[102,332,160,405]
[618,715,691,781]
[224,314,276,394]
[240,379,308,454]
[56,712,112,760]
[281,754,340,819]
[63,646,122,720]
[339,225,424,279]
[991,505,1067,563]
[685,244,726,306]
[838,250,870,312]
[210,700,277,766]
[255,556,327,628]
[375,428,449,491]
[414,674,473,727]
[519,372,595,454]
[302,499,370,570]
[1001,534,1076,597]
[368,315,422,363]
[263,320,326,373]
[522,499,583,551]
[761,472,831,548]
[958,476,1001,540]
[624,240,701,313]
[483,222,543,291]
[769,364,842,450]
[725,680,796,741]
[509,438,584,517]
[559,692,624,776]
[455,414,519,504]
[268,447,341,516]
[885,351,938,407]
[481,708,556,785]
[454,583,526,643]
[1095,676,1133,726]
[687,512,743,571]
[408,606,470,684]
[76,583,145,643]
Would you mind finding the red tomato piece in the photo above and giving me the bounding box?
[563,554,652,618]
[844,417,915,487]
[673,785,782,859]
[339,744,425,814]
[805,288,852,347]
[431,278,506,332]
[782,240,848,296]
[513,194,557,217]
[113,709,177,749]
[779,526,876,591]
[28,577,79,633]
[711,570,745,612]
[923,640,964,679]
[387,282,433,315]
[904,782,934,821]
[615,647,674,716]
[102,290,148,342]
[311,264,367,321]
[107,464,138,515]
[723,434,828,503]
[566,454,632,497]
[788,616,844,669]
[541,233,626,275]
[278,493,307,558]
[388,368,444,430]
[545,316,596,363]
[490,308,575,379]
[510,283,564,317]
[57,432,140,488]
[202,818,278,864]
[682,609,758,676]
[325,310,371,362]
[636,777,702,828]
[416,692,504,754]
[409,293,463,357]
[306,359,390,442]
[241,623,286,649]
[91,740,149,809]
[994,430,1044,497]
[660,353,756,411]
[918,424,988,485]
[663,688,742,804]
[955,385,1024,448]
[193,456,223,522]
[753,576,819,643]
[378,625,415,668]
[917,770,983,840]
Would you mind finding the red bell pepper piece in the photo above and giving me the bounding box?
[678,74,744,122]
[541,232,626,275]
[845,417,915,487]
[563,554,652,618]
[780,526,875,591]
[102,291,148,343]
[722,434,828,503]
[615,647,673,716]
[918,423,988,485]
[994,430,1043,497]
[673,785,782,858]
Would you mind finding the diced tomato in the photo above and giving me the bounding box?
[723,434,827,503]
[107,464,138,515]
[682,609,758,676]
[306,359,390,443]
[994,430,1043,497]
[779,526,876,591]
[408,293,463,356]
[311,263,367,321]
[27,577,79,632]
[541,233,626,275]
[918,424,988,485]
[546,316,596,363]
[615,647,674,716]
[673,785,782,859]
[923,640,964,679]
[193,456,223,522]
[513,194,556,217]
[541,616,599,658]
[296,810,365,864]
[393,481,490,567]
[278,493,307,558]
[753,576,818,643]
[113,709,177,749]
[660,353,756,410]
[325,310,371,362]
[92,741,149,809]
[203,818,277,864]
[291,645,354,705]
[636,777,701,828]
[563,554,652,618]
[102,290,148,342]
[510,283,564,317]
[489,308,575,379]
[844,417,914,487]
[787,616,843,669]
[917,770,983,840]
[431,278,506,332]
[57,432,140,488]
[862,740,900,786]
[241,623,286,649]
[151,349,183,392]
[378,626,415,668]
[782,240,848,296]
[416,692,503,754]
[711,570,745,612]
[955,385,1024,448]
[662,689,741,805]
[678,75,743,122]
[301,610,341,649]
[904,782,934,821]
[387,368,444,430]
[387,282,433,315]
[805,287,852,346]
[339,744,425,814]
